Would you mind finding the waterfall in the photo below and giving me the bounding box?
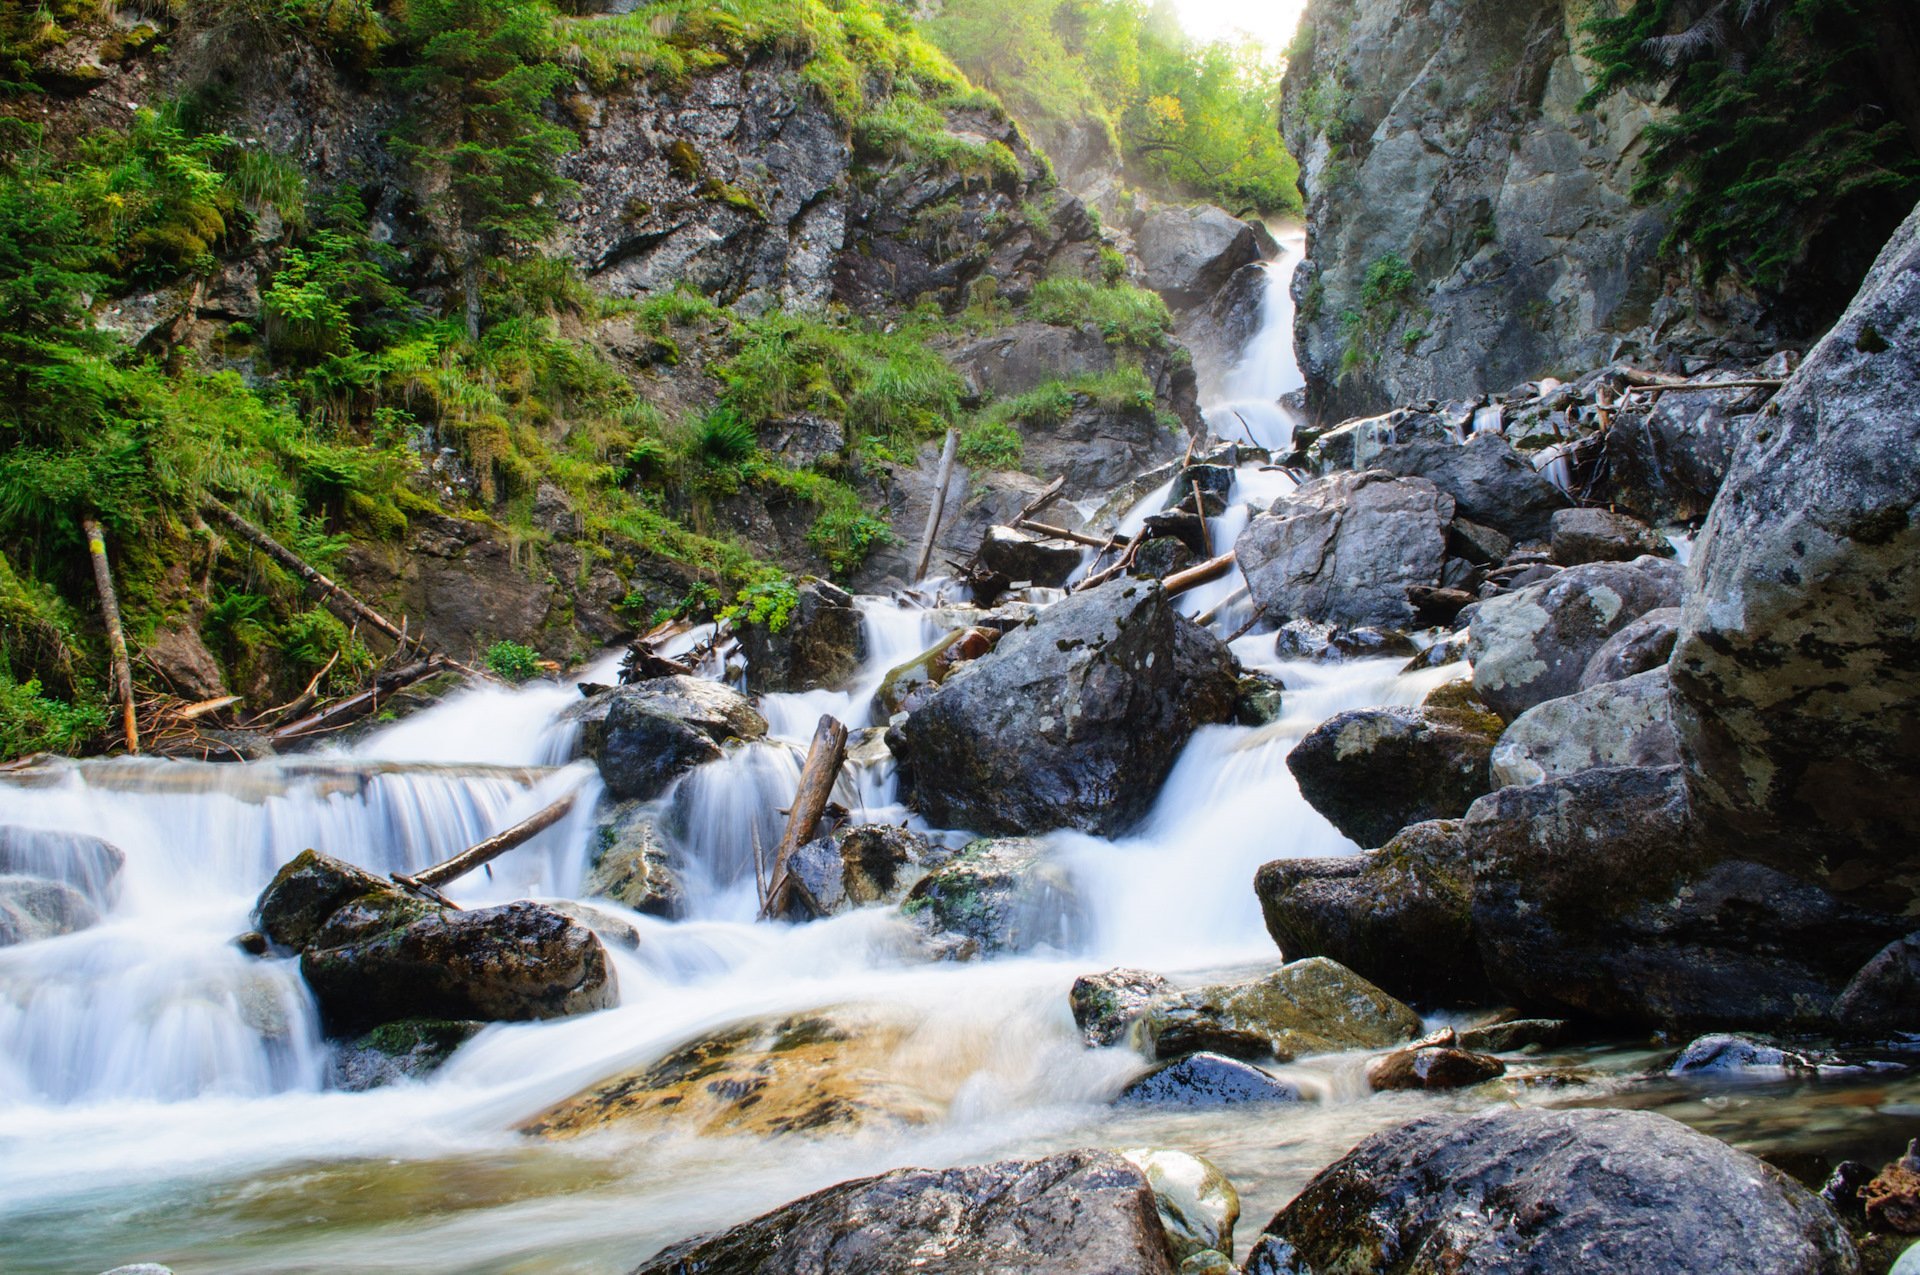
[1201,227,1307,455]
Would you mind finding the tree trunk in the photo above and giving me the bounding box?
[760,714,849,920]
[267,657,448,743]
[395,792,578,892]
[81,517,138,754]
[913,429,960,582]
[463,253,484,343]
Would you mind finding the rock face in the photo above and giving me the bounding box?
[1670,199,1920,915]
[1468,557,1683,719]
[631,1150,1178,1275]
[889,579,1238,837]
[1135,204,1264,306]
[1235,471,1454,630]
[1550,507,1672,565]
[903,837,1085,958]
[1285,706,1498,848]
[1489,668,1680,786]
[1138,958,1423,1062]
[1279,0,1759,425]
[1243,1108,1860,1275]
[738,580,868,694]
[1368,433,1568,541]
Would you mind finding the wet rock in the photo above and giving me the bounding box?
[1550,507,1673,565]
[890,578,1238,837]
[1132,535,1197,580]
[1304,408,1452,475]
[1579,606,1681,689]
[1867,1142,1920,1235]
[979,525,1083,588]
[1468,556,1684,719]
[872,627,994,719]
[566,675,767,751]
[1072,967,1176,1047]
[1271,619,1417,663]
[1834,932,1920,1037]
[836,824,929,907]
[527,1007,944,1141]
[737,579,867,693]
[1286,706,1499,848]
[1243,1108,1859,1275]
[253,849,398,952]
[1455,1017,1570,1053]
[301,899,616,1035]
[1894,1240,1920,1275]
[1137,204,1264,306]
[1370,431,1569,541]
[329,1018,484,1092]
[1236,471,1453,631]
[1234,672,1286,726]
[902,837,1086,959]
[591,700,722,801]
[1670,202,1920,915]
[1366,1041,1505,1091]
[585,804,684,918]
[630,1149,1178,1274]
[1255,820,1487,1007]
[0,874,98,946]
[1489,667,1679,786]
[1139,958,1423,1062]
[1668,1034,1826,1077]
[545,900,642,952]
[1119,1147,1239,1266]
[1115,1053,1302,1108]
[0,826,125,905]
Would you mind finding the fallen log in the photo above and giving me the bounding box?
[268,656,448,743]
[1191,479,1213,557]
[1012,475,1067,525]
[1163,551,1235,598]
[1193,583,1249,628]
[176,694,244,722]
[913,430,960,582]
[394,791,579,892]
[81,516,139,754]
[1015,519,1109,549]
[760,714,849,921]
[1073,530,1145,593]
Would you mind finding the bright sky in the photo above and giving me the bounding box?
[1164,0,1308,52]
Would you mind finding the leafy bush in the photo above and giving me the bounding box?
[957,419,1024,469]
[486,639,542,682]
[1027,276,1171,349]
[722,577,800,632]
[0,670,104,757]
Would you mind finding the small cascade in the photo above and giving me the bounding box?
[1202,227,1308,455]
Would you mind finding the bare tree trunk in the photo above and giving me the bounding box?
[913,429,960,582]
[267,656,448,743]
[81,517,138,754]
[463,253,484,343]
[394,792,578,892]
[760,714,849,921]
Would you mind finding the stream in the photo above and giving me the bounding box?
[4,236,1917,1274]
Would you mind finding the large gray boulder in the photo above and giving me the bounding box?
[1236,471,1453,630]
[1468,556,1683,719]
[1136,204,1263,307]
[1369,431,1569,541]
[1243,1108,1860,1275]
[568,675,766,801]
[1302,408,1452,474]
[1550,506,1672,565]
[1671,199,1920,915]
[737,579,867,693]
[1285,705,1499,848]
[1489,667,1679,786]
[1604,378,1762,524]
[1579,605,1681,689]
[889,578,1238,837]
[633,1150,1179,1275]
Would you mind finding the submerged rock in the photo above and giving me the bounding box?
[1139,958,1423,1062]
[1455,1017,1570,1054]
[889,578,1238,837]
[329,1018,484,1092]
[1489,667,1679,786]
[1243,1108,1859,1275]
[1366,1041,1504,1091]
[1115,1053,1301,1109]
[0,874,98,947]
[1467,556,1683,719]
[1285,706,1499,848]
[1236,470,1453,631]
[737,579,867,694]
[630,1149,1178,1275]
[1119,1147,1239,1267]
[584,804,684,918]
[0,826,125,905]
[1668,1034,1827,1078]
[902,837,1086,959]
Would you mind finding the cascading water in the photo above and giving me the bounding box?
[1202,226,1306,456]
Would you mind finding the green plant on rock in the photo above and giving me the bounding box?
[1026,276,1171,350]
[957,418,1023,469]
[1338,252,1419,378]
[0,669,105,757]
[486,638,542,682]
[721,576,800,632]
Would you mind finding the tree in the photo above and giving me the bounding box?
[390,0,579,339]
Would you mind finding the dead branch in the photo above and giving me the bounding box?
[393,791,579,892]
[81,517,138,754]
[760,714,849,921]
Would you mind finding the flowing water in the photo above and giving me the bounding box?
[5,241,1916,1275]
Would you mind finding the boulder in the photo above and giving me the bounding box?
[1303,407,1453,475]
[1366,1041,1505,1091]
[738,579,867,693]
[1489,668,1680,786]
[1668,1033,1828,1077]
[1072,968,1177,1047]
[1833,932,1920,1037]
[978,525,1083,588]
[254,849,397,952]
[566,675,767,751]
[1242,1108,1860,1275]
[1271,619,1417,663]
[329,1018,483,1092]
[1369,431,1570,541]
[889,578,1238,837]
[1118,1148,1239,1267]
[1138,958,1423,1062]
[1550,507,1673,565]
[1455,1018,1570,1053]
[1604,381,1759,524]
[0,874,98,947]
[143,619,228,700]
[584,804,684,917]
[1670,201,1920,915]
[1255,820,1488,1007]
[0,826,126,905]
[1115,1053,1302,1109]
[544,900,643,952]
[1285,706,1500,848]
[902,837,1086,958]
[1468,556,1684,719]
[836,824,931,907]
[300,899,616,1035]
[630,1150,1178,1275]
[590,699,722,801]
[1137,204,1263,306]
[1579,606,1681,689]
[524,1007,944,1141]
[1236,471,1454,631]
[1131,535,1196,581]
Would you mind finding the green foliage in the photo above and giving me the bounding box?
[280,606,374,691]
[67,108,238,282]
[485,638,541,682]
[0,669,104,757]
[1026,275,1171,349]
[1581,0,1920,292]
[1338,252,1419,378]
[721,576,800,632]
[957,418,1023,469]
[853,96,1020,184]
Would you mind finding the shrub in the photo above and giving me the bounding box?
[486,639,542,683]
[957,419,1023,469]
[0,670,104,757]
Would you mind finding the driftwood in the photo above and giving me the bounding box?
[268,656,448,742]
[176,694,244,722]
[1163,551,1235,597]
[913,430,960,582]
[1191,479,1213,557]
[81,517,139,754]
[393,791,578,893]
[1073,530,1145,593]
[1015,518,1109,549]
[760,714,849,921]
[1012,475,1067,525]
[1193,583,1249,628]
